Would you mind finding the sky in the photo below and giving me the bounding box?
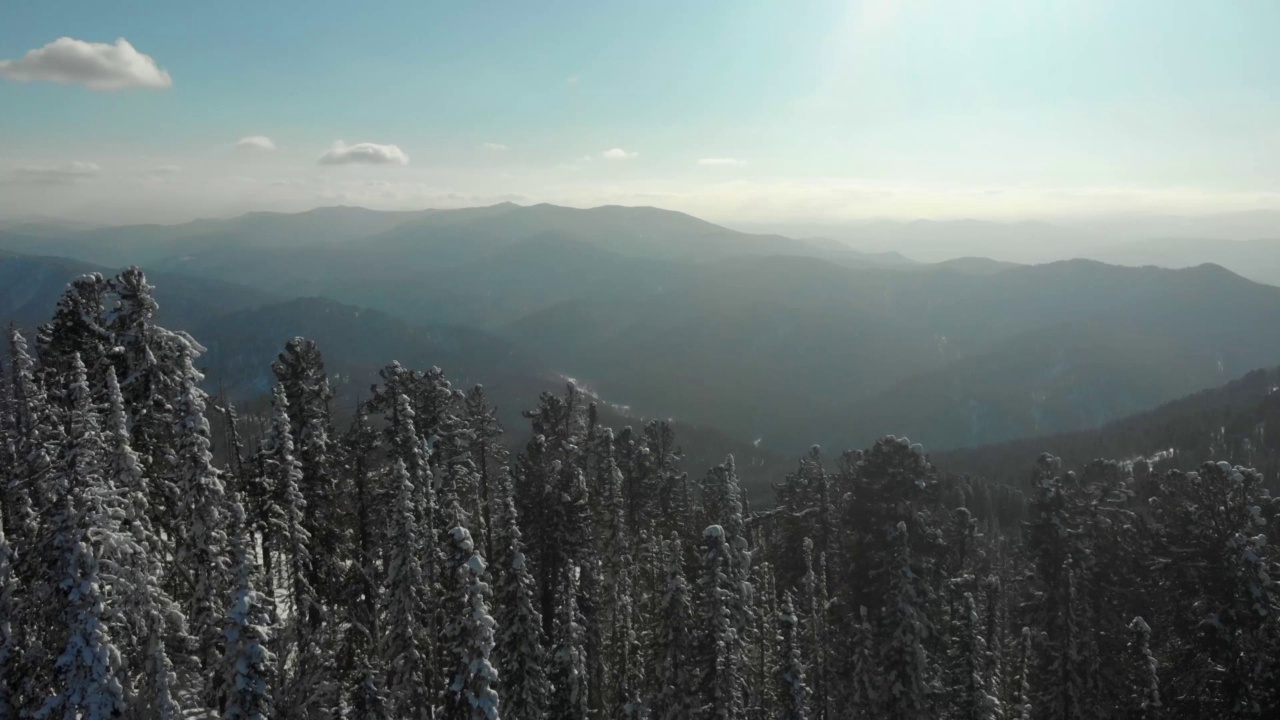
[3,0,1280,225]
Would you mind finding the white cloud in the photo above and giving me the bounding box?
[236,136,277,152]
[697,158,747,167]
[0,37,171,91]
[601,148,638,160]
[319,141,410,166]
[566,76,579,86]
[480,142,510,152]
[150,165,182,175]
[11,161,101,185]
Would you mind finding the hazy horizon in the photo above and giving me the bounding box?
[5,1,1280,227]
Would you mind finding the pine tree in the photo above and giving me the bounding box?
[777,592,810,720]
[748,562,780,720]
[262,382,338,719]
[464,384,508,557]
[1128,617,1159,719]
[881,521,929,720]
[442,526,501,720]
[645,421,690,540]
[551,564,590,720]
[798,539,825,720]
[220,500,277,720]
[271,338,343,604]
[654,534,696,720]
[953,592,1001,720]
[44,358,128,719]
[1009,627,1033,720]
[262,384,318,627]
[4,327,52,559]
[848,606,878,720]
[700,525,745,720]
[341,405,389,719]
[609,552,645,720]
[0,513,19,719]
[383,459,433,720]
[37,274,110,388]
[102,367,190,720]
[491,470,548,720]
[1037,562,1084,720]
[2,327,58,717]
[980,575,1006,712]
[172,348,230,672]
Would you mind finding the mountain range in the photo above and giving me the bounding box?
[4,202,1280,466]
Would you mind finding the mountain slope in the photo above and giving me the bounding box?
[0,250,280,332]
[934,364,1280,486]
[510,258,1280,452]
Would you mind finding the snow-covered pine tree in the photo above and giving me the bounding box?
[36,274,110,389]
[442,526,500,720]
[699,525,745,720]
[748,561,780,720]
[340,404,389,718]
[219,400,248,498]
[550,563,590,720]
[645,420,690,541]
[798,539,825,720]
[1009,627,1033,720]
[1,327,61,717]
[1037,561,1084,720]
[4,327,53,557]
[382,459,434,720]
[0,513,20,719]
[953,592,1001,720]
[172,348,231,673]
[102,366,191,720]
[220,499,277,720]
[262,382,338,719]
[104,269,190,536]
[271,337,344,605]
[777,592,810,720]
[848,606,878,720]
[1128,616,1159,719]
[653,534,696,720]
[463,384,508,559]
[608,551,645,720]
[980,575,1005,710]
[881,521,930,720]
[514,386,589,638]
[703,457,753,715]
[490,469,548,720]
[349,658,391,720]
[390,390,438,579]
[43,356,128,719]
[262,383,316,624]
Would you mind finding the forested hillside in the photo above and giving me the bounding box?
[6,205,1280,454]
[938,364,1280,484]
[3,268,1278,719]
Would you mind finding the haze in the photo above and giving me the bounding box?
[4,1,1280,238]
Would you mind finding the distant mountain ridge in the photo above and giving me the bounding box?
[5,203,1280,457]
[0,249,790,492]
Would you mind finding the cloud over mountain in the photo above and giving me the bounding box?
[319,141,410,166]
[0,37,171,90]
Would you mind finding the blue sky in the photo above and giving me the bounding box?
[3,0,1279,224]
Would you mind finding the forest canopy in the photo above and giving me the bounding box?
[1,268,1278,719]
